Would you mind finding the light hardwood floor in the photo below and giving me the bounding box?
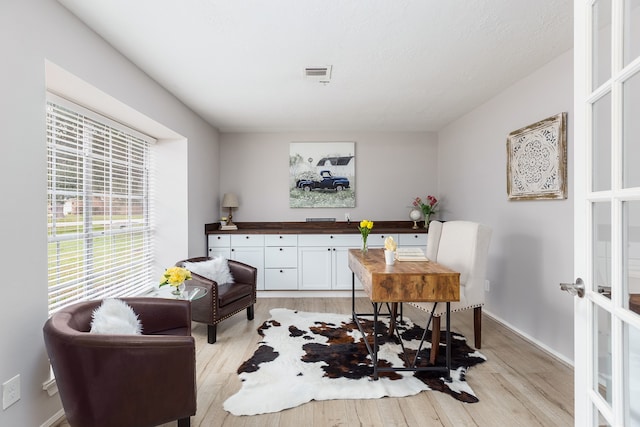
[59,297,574,427]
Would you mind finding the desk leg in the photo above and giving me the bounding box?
[351,272,355,321]
[373,302,379,380]
[445,301,452,382]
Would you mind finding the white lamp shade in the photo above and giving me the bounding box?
[222,193,239,208]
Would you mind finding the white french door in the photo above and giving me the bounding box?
[573,0,640,426]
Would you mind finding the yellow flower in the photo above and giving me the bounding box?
[358,219,374,238]
[359,220,373,230]
[159,266,192,287]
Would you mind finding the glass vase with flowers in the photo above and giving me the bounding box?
[358,220,374,254]
[159,266,192,296]
[412,195,439,229]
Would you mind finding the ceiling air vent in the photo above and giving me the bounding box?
[304,65,332,83]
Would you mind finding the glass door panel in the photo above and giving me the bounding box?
[623,71,640,188]
[625,0,640,66]
[596,305,613,405]
[626,323,640,425]
[593,93,612,191]
[625,201,640,318]
[598,411,613,427]
[595,202,613,297]
[593,0,613,89]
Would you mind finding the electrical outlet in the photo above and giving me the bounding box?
[345,213,350,222]
[2,374,20,410]
[484,280,490,292]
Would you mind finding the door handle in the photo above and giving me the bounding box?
[559,278,585,298]
[597,285,611,298]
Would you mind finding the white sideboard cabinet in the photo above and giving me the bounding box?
[205,221,429,294]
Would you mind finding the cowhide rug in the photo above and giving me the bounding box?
[223,308,486,416]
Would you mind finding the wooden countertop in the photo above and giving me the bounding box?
[204,221,428,235]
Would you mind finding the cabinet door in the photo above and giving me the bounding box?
[298,246,332,290]
[333,246,362,290]
[231,246,265,290]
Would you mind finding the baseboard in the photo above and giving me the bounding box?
[40,409,65,427]
[483,309,574,368]
[257,290,367,298]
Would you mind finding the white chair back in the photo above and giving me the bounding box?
[423,220,492,312]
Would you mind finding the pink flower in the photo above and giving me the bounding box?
[412,195,439,217]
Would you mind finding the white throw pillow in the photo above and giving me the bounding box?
[183,257,234,284]
[90,298,142,335]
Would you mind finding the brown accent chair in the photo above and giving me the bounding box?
[43,298,196,427]
[177,257,257,344]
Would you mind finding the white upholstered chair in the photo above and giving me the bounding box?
[411,220,492,364]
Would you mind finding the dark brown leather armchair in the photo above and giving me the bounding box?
[177,257,257,344]
[43,298,196,427]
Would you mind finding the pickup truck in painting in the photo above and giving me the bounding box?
[295,170,350,192]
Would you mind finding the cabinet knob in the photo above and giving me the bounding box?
[279,248,283,251]
[330,235,334,239]
[245,236,250,239]
[327,248,331,251]
[279,236,283,239]
[231,248,235,252]
[280,270,283,273]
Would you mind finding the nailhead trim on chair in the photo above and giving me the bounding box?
[409,302,484,316]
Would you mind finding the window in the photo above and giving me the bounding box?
[46,94,155,315]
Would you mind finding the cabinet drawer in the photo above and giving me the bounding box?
[208,247,231,258]
[208,234,230,247]
[368,233,399,247]
[230,234,265,247]
[264,268,298,290]
[298,234,361,247]
[264,246,298,268]
[265,234,297,246]
[398,233,428,247]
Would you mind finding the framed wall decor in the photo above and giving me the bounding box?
[506,112,568,200]
[289,142,355,208]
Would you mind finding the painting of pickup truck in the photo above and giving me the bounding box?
[289,142,355,208]
[295,170,350,192]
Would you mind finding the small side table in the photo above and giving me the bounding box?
[148,284,208,301]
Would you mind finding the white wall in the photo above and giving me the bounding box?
[0,1,219,425]
[219,132,439,222]
[438,50,575,362]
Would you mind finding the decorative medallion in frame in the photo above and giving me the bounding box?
[506,112,568,200]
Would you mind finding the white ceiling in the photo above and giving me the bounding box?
[58,0,573,133]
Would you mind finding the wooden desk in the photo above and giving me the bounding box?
[348,248,460,379]
[630,294,640,315]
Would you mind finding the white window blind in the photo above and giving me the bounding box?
[46,94,155,315]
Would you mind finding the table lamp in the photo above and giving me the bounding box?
[222,193,239,227]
